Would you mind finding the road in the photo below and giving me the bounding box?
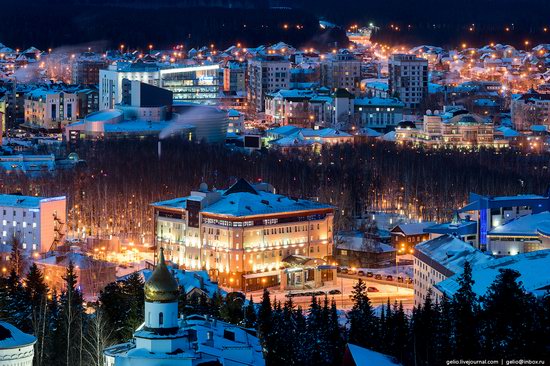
[243,275,414,311]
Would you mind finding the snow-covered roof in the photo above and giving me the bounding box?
[346,343,402,366]
[0,321,36,349]
[154,179,332,217]
[415,234,493,274]
[436,249,550,298]
[0,194,64,209]
[391,222,436,236]
[37,252,116,270]
[336,232,395,253]
[354,97,404,107]
[488,211,550,237]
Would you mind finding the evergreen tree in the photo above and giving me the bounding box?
[54,261,85,366]
[257,288,273,344]
[411,289,437,366]
[243,296,257,328]
[480,269,539,358]
[327,299,344,365]
[348,279,378,349]
[220,292,245,324]
[99,272,144,343]
[24,263,50,366]
[451,261,480,359]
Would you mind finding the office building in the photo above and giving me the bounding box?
[151,179,334,290]
[99,61,220,109]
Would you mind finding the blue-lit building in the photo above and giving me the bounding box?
[425,193,550,254]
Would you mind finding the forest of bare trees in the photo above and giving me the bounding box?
[3,138,550,242]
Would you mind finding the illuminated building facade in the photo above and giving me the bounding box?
[99,61,220,109]
[388,54,428,110]
[151,179,334,289]
[0,194,66,256]
[24,89,79,130]
[247,55,291,114]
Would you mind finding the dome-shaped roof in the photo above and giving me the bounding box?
[448,113,486,125]
[144,248,179,303]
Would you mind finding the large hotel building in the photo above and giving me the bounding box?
[151,179,335,290]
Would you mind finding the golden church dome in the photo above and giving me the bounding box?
[144,248,179,303]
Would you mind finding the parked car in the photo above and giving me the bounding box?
[358,270,365,276]
[336,267,342,273]
[386,275,394,281]
[348,269,357,275]
[366,271,374,278]
[328,289,342,295]
[374,274,382,280]
[397,276,404,283]
[405,277,413,284]
[367,287,379,292]
[341,268,349,274]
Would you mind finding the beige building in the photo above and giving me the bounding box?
[151,179,334,290]
[320,51,362,96]
[396,111,508,149]
[24,89,78,130]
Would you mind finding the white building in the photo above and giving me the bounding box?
[103,248,265,366]
[388,54,428,110]
[413,234,492,305]
[99,62,220,109]
[0,322,36,366]
[247,55,291,114]
[0,194,66,257]
[437,249,550,299]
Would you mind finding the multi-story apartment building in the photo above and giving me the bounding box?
[24,89,78,130]
[388,54,428,110]
[246,55,291,114]
[413,234,492,305]
[71,53,109,85]
[223,60,246,94]
[151,179,334,290]
[264,89,316,127]
[320,51,362,96]
[99,61,220,109]
[0,194,66,267]
[511,90,550,132]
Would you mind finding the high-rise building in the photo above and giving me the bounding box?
[71,53,109,85]
[320,50,362,95]
[388,54,428,110]
[246,55,291,114]
[151,179,334,290]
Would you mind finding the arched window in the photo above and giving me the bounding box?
[159,312,164,326]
